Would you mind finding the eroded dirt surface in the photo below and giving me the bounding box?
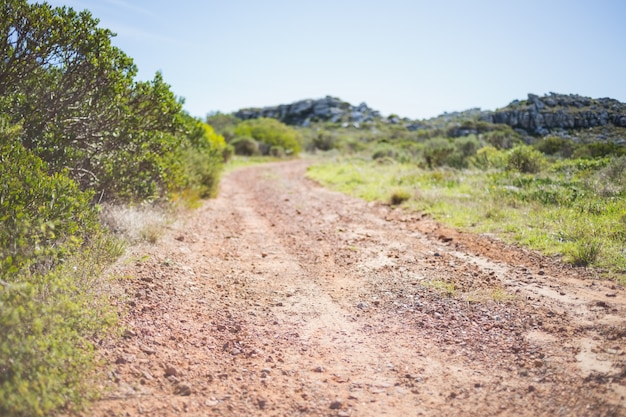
[88,160,626,416]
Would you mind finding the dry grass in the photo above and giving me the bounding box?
[99,204,170,244]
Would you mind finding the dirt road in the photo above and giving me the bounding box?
[90,160,626,416]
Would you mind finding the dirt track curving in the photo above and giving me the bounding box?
[88,160,626,416]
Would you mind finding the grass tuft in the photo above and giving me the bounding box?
[389,189,412,206]
[424,280,456,296]
[569,240,602,267]
[100,204,170,244]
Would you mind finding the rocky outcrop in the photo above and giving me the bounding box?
[234,96,381,126]
[483,93,626,135]
[233,93,626,140]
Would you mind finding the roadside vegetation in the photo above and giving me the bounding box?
[0,2,227,415]
[306,121,626,283]
[207,113,301,158]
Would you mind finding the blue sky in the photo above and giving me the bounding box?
[42,0,626,120]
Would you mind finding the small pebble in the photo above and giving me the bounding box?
[174,382,192,396]
[329,400,343,410]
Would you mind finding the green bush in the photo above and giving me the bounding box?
[534,136,578,157]
[222,144,235,162]
[312,131,337,151]
[337,136,367,153]
[231,136,260,156]
[0,131,96,276]
[179,118,226,199]
[423,138,455,168]
[181,148,223,198]
[205,112,241,141]
[471,146,508,170]
[0,235,120,417]
[372,143,401,161]
[507,145,545,173]
[234,118,302,155]
[0,123,120,416]
[269,146,286,157]
[444,136,483,168]
[573,142,626,159]
[586,156,626,197]
[482,126,521,149]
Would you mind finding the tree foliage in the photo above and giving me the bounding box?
[0,0,224,202]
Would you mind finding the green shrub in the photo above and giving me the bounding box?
[482,127,522,150]
[234,118,302,155]
[507,145,545,173]
[471,146,508,170]
[181,148,222,199]
[269,146,286,157]
[372,143,399,160]
[230,136,260,156]
[0,235,120,417]
[0,123,119,416]
[423,138,455,168]
[205,112,241,140]
[337,136,367,153]
[312,131,337,151]
[534,136,578,157]
[586,155,626,197]
[178,118,226,199]
[0,133,97,276]
[222,144,235,162]
[455,136,482,158]
[573,142,626,159]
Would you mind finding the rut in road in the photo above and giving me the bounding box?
[88,160,626,417]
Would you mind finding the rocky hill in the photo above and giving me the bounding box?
[484,93,626,135]
[234,96,381,126]
[233,93,626,141]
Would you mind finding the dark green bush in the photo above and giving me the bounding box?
[222,144,235,162]
[313,131,337,151]
[483,126,521,149]
[337,136,367,153]
[269,146,286,157]
[455,136,482,157]
[423,138,455,168]
[372,144,400,160]
[445,136,483,168]
[0,131,97,276]
[231,136,260,156]
[534,136,578,157]
[572,142,626,159]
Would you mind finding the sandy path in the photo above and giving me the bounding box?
[88,160,626,416]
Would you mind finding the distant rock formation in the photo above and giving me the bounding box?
[234,96,381,126]
[233,93,626,141]
[483,93,626,135]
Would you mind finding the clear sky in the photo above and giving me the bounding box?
[42,0,626,120]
